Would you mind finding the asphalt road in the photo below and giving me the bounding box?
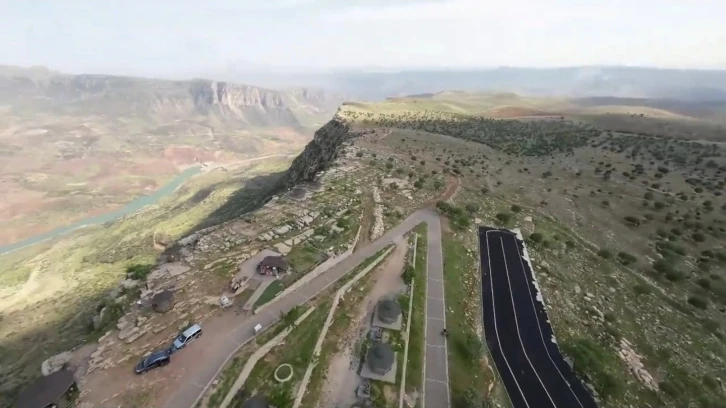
[478,228,599,408]
[423,217,451,408]
[165,209,447,408]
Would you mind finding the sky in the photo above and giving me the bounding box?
[1,0,725,78]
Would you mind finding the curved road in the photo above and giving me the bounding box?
[165,209,451,408]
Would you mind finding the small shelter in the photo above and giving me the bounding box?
[366,343,395,375]
[257,256,289,276]
[376,298,402,324]
[151,290,174,313]
[241,394,270,408]
[16,369,77,408]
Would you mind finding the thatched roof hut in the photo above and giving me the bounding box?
[376,298,402,324]
[366,343,395,375]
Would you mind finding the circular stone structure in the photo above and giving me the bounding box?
[274,363,293,383]
[366,343,395,375]
[376,298,402,324]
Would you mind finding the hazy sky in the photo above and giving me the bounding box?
[1,0,725,78]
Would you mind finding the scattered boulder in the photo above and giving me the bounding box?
[41,351,73,376]
[179,233,199,246]
[274,225,291,235]
[120,279,140,290]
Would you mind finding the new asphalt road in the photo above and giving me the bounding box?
[479,228,598,408]
[164,209,450,408]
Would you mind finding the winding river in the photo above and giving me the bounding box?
[0,166,202,256]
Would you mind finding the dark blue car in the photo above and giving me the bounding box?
[135,348,171,374]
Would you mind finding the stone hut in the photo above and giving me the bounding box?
[366,343,395,375]
[151,290,174,313]
[16,369,77,408]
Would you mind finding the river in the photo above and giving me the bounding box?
[0,166,202,256]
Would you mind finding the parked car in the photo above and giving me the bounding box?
[172,323,202,351]
[135,349,171,374]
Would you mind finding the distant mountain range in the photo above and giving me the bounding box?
[0,65,346,128]
[216,66,726,102]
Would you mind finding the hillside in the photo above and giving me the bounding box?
[0,66,345,246]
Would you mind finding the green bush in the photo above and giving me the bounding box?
[688,295,709,310]
[511,204,522,213]
[633,283,652,296]
[495,213,512,224]
[616,252,637,265]
[529,232,544,244]
[598,249,613,259]
[126,264,154,281]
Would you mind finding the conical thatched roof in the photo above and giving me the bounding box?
[366,343,395,375]
[376,298,401,324]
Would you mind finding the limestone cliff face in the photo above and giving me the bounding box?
[189,81,287,111]
[274,112,351,191]
[0,69,306,127]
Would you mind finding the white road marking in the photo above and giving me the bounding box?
[508,234,585,407]
[426,378,449,385]
[485,230,530,407]
[426,343,446,348]
[499,235,556,407]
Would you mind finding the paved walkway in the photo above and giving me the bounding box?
[164,209,449,408]
[423,217,450,408]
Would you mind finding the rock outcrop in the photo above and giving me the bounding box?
[274,114,351,192]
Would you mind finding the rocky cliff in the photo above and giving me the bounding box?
[274,111,351,192]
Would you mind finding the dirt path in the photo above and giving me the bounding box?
[426,175,460,207]
[354,189,374,253]
[320,239,409,408]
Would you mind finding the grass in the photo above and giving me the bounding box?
[286,244,325,274]
[253,280,285,309]
[441,228,503,406]
[405,224,428,399]
[239,303,330,405]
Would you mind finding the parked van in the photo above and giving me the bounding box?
[172,323,202,351]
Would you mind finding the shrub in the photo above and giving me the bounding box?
[413,180,423,189]
[697,277,712,289]
[617,252,637,265]
[542,170,552,178]
[623,215,640,226]
[529,232,544,244]
[565,240,576,248]
[598,249,613,259]
[688,295,709,310]
[465,203,480,214]
[633,283,652,296]
[356,151,364,158]
[126,264,154,281]
[693,232,706,242]
[495,213,512,224]
[644,192,654,200]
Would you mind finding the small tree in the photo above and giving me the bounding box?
[598,249,613,259]
[496,213,512,224]
[511,204,522,213]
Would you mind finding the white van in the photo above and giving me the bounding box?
[172,323,202,351]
